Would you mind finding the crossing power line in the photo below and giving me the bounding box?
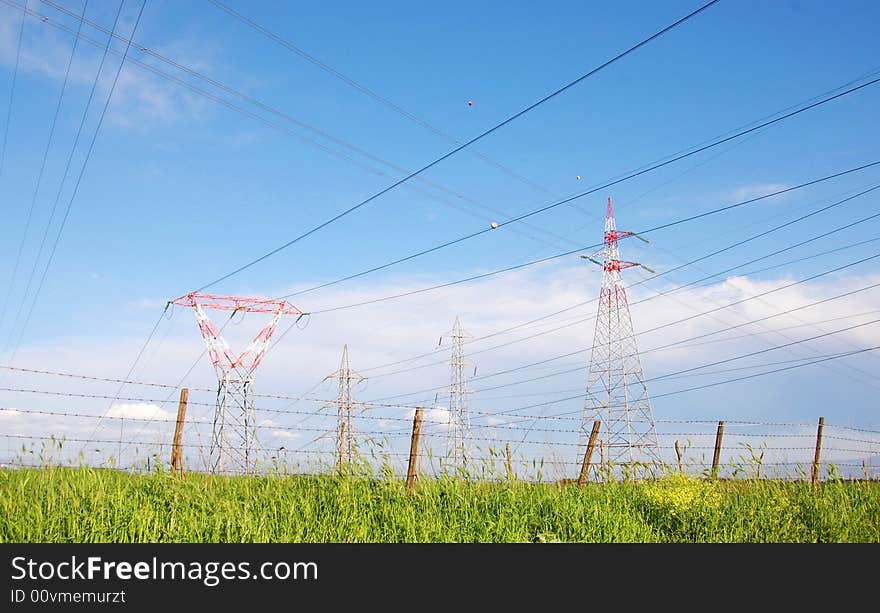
[0,0,88,344]
[0,1,24,184]
[366,257,880,403]
[14,0,591,255]
[187,0,722,293]
[348,183,880,379]
[308,162,880,314]
[3,0,148,364]
[279,79,880,302]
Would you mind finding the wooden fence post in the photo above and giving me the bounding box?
[406,408,424,492]
[674,439,684,476]
[577,421,601,488]
[505,442,514,481]
[811,416,824,486]
[170,388,188,477]
[711,420,725,479]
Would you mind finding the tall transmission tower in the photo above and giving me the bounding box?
[440,316,473,471]
[580,197,660,472]
[171,292,302,475]
[324,344,365,469]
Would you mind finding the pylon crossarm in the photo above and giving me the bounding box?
[171,292,302,315]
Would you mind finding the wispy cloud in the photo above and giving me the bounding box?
[0,3,216,129]
[731,183,792,202]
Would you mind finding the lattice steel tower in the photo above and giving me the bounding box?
[324,344,365,469]
[441,316,473,471]
[171,292,302,474]
[580,197,660,468]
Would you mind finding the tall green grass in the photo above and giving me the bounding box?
[1,466,878,542]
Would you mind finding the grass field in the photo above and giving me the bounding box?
[1,466,878,542]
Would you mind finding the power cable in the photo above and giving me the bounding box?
[189,0,723,292]
[309,162,880,314]
[0,2,24,183]
[281,81,880,302]
[0,0,88,341]
[5,0,147,364]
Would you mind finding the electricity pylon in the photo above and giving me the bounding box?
[171,292,302,474]
[324,344,365,469]
[440,316,473,472]
[580,197,660,472]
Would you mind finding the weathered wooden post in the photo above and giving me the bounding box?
[170,388,188,477]
[811,416,824,486]
[577,421,601,488]
[406,408,424,492]
[711,420,725,479]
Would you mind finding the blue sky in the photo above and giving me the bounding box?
[0,0,878,474]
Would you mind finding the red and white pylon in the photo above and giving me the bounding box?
[580,198,660,474]
[171,292,303,474]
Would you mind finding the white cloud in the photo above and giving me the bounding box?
[107,402,171,420]
[271,430,301,440]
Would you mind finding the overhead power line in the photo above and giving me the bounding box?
[367,255,880,403]
[366,227,880,383]
[206,0,680,212]
[331,179,880,389]
[0,0,88,342]
[4,0,148,364]
[0,6,27,330]
[308,162,880,314]
[0,2,24,184]
[470,316,880,396]
[1,0,126,356]
[279,78,880,302]
[334,98,880,372]
[23,0,590,255]
[12,312,878,402]
[278,180,880,380]
[490,345,880,428]
[188,0,722,293]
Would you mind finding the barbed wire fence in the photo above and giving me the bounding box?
[0,365,878,483]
